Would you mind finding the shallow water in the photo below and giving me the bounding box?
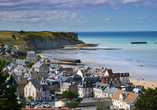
[41,31,157,81]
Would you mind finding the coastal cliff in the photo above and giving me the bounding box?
[27,32,83,50]
[29,37,75,50]
[0,31,84,51]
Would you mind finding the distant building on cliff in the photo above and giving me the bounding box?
[26,51,37,63]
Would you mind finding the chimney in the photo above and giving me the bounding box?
[126,92,128,97]
[120,73,122,77]
[70,81,73,86]
[109,85,111,88]
[106,78,109,83]
[111,78,113,81]
[86,79,89,87]
[18,77,21,81]
[103,78,106,83]
[98,76,100,79]
[90,78,93,87]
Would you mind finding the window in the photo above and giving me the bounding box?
[33,93,34,96]
[45,92,47,95]
[85,88,87,92]
[26,92,27,95]
[29,92,31,96]
[37,93,38,96]
[45,97,46,100]
[26,87,27,91]
[38,88,40,91]
[89,88,91,92]
[29,88,31,91]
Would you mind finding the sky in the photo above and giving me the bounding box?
[0,0,157,32]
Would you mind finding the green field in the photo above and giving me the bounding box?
[0,31,16,38]
[0,31,83,50]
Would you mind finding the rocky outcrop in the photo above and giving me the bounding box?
[28,32,83,51]
[29,38,75,50]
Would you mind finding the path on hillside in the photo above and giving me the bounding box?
[16,33,27,48]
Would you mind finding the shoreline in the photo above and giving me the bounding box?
[36,44,121,54]
[130,79,157,89]
[38,47,157,88]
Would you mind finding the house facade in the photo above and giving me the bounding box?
[42,85,50,101]
[24,80,43,101]
[60,82,78,93]
[112,90,139,110]
[26,51,37,63]
[93,82,118,98]
[78,77,101,98]
[32,62,49,72]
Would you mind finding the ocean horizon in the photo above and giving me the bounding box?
[41,31,157,81]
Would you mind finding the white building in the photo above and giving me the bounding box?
[24,79,43,101]
[93,82,118,98]
[112,90,139,110]
[77,77,101,98]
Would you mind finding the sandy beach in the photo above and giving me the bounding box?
[130,79,157,89]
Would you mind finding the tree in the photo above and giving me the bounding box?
[12,35,16,40]
[134,87,157,110]
[0,58,24,110]
[26,62,35,68]
[28,96,32,103]
[60,90,83,109]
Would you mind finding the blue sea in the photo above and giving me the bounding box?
[41,31,157,80]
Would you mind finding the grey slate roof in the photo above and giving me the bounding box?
[42,85,50,91]
[30,80,42,88]
[32,62,43,67]
[13,75,26,81]
[103,86,118,94]
[27,51,35,56]
[60,82,71,89]
[77,77,101,88]
[93,82,108,89]
[83,77,101,83]
[56,76,70,83]
[71,75,82,82]
[17,83,27,88]
[58,68,73,72]
[60,82,75,89]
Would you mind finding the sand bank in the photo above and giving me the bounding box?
[130,79,157,89]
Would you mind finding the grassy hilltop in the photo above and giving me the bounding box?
[0,30,84,50]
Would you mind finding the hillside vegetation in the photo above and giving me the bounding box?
[0,31,84,50]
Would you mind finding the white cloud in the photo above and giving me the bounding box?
[144,16,148,19]
[123,19,125,20]
[123,0,141,4]
[24,24,29,27]
[39,22,45,27]
[154,16,156,18]
[136,16,148,19]
[113,7,119,10]
[105,18,110,21]
[146,25,150,27]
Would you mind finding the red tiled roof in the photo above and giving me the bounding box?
[22,108,56,110]
[112,90,138,104]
